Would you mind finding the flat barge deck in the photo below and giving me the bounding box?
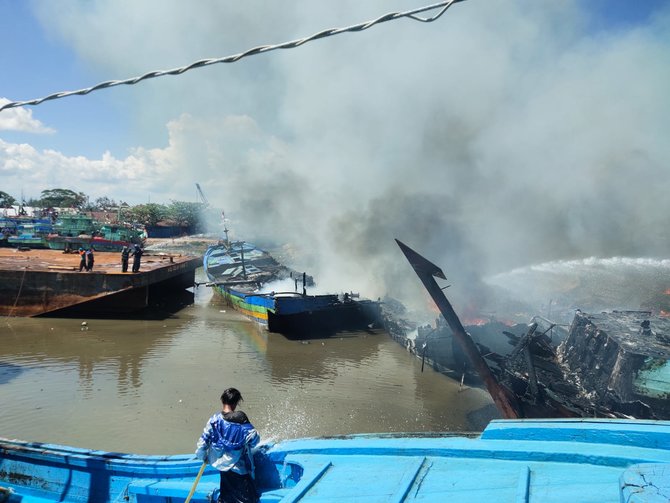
[0,248,201,317]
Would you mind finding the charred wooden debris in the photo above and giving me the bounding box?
[475,310,670,419]
[394,239,670,420]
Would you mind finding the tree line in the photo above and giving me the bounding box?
[0,188,207,228]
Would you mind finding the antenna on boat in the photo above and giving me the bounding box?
[221,211,229,245]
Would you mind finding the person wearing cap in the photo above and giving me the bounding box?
[130,244,143,273]
[195,388,260,503]
[78,247,86,272]
[121,245,130,272]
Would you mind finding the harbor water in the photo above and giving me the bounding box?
[0,274,495,455]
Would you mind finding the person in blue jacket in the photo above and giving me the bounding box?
[196,388,260,503]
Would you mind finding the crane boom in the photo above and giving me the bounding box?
[195,183,209,206]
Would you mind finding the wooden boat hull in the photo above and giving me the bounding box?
[2,419,670,502]
[214,284,274,325]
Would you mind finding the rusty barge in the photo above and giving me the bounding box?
[0,248,200,317]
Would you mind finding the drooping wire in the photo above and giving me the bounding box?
[0,0,466,113]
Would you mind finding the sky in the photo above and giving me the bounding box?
[1,0,669,310]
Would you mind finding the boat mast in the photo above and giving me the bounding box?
[222,211,229,245]
[396,239,522,420]
[240,241,247,279]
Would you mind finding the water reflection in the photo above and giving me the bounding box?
[0,362,23,384]
[0,283,495,455]
[2,316,178,399]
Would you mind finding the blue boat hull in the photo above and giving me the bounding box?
[268,295,382,337]
[214,285,382,337]
[2,419,670,502]
[203,242,382,336]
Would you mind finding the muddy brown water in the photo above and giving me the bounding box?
[0,277,496,455]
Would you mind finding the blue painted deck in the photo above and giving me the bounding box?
[2,419,670,502]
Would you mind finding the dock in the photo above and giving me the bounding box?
[0,248,201,317]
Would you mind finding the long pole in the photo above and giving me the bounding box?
[240,242,247,279]
[185,461,207,503]
[396,239,521,419]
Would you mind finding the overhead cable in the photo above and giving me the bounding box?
[0,0,465,113]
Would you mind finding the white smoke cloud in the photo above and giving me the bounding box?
[5,0,670,311]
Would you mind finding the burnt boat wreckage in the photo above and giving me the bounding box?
[394,240,670,420]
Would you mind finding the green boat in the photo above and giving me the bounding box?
[7,222,52,249]
[47,214,97,251]
[7,232,49,248]
[90,224,146,252]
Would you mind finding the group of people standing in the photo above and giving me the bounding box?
[77,247,95,272]
[121,244,143,273]
[76,244,144,273]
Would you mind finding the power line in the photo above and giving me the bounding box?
[0,0,466,113]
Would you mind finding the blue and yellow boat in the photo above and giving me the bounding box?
[203,241,381,336]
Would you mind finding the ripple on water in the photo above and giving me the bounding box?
[1,309,495,454]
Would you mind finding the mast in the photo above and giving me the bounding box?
[396,239,521,419]
[221,211,229,245]
[240,241,247,279]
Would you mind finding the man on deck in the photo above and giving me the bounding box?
[131,244,143,273]
[85,247,95,272]
[78,247,86,272]
[121,245,130,272]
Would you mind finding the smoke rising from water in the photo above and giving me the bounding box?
[27,0,670,314]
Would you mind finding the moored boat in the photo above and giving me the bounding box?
[203,240,381,336]
[90,224,146,252]
[6,220,53,249]
[47,214,97,251]
[220,286,382,336]
[6,232,49,249]
[45,214,146,252]
[7,230,50,249]
[2,418,670,502]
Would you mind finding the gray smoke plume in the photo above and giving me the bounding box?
[25,0,670,315]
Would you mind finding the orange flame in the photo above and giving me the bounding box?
[664,289,670,295]
[463,317,489,326]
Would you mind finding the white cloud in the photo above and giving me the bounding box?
[0,113,287,206]
[0,98,55,134]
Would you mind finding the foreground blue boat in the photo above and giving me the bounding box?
[2,419,670,502]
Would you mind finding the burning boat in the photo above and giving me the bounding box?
[557,310,670,418]
[477,310,670,419]
[203,240,381,337]
[396,239,670,421]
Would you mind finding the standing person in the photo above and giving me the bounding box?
[78,247,86,272]
[85,247,95,272]
[131,244,143,273]
[195,388,260,503]
[121,245,130,272]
